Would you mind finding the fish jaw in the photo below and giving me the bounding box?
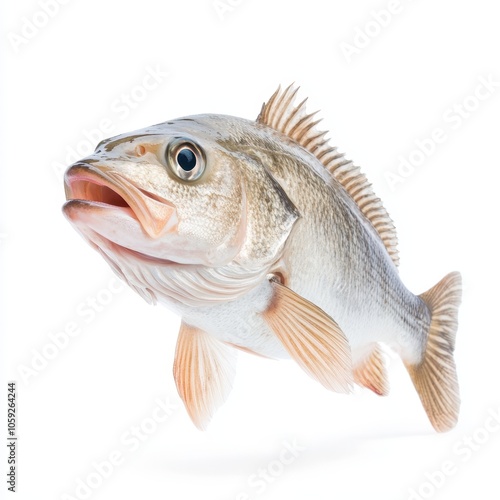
[63,163,184,262]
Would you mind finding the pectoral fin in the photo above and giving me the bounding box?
[263,280,353,393]
[173,322,237,430]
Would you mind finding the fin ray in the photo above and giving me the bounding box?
[173,322,237,430]
[404,272,462,432]
[353,344,389,396]
[257,84,400,267]
[263,280,353,393]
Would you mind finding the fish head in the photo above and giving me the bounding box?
[63,119,247,268]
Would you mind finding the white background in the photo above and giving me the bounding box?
[2,1,500,499]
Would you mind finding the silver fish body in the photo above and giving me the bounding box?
[162,115,427,361]
[63,86,461,432]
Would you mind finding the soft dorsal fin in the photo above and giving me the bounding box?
[256,84,400,267]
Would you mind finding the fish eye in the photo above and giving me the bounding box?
[166,140,205,181]
[177,147,197,171]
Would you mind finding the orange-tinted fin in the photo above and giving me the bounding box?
[257,84,399,267]
[173,322,237,430]
[263,280,353,393]
[404,272,462,432]
[353,344,389,396]
[223,341,271,359]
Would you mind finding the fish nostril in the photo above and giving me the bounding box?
[136,145,146,156]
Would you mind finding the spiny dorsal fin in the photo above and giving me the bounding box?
[257,84,400,267]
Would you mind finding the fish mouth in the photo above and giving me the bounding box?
[63,163,177,239]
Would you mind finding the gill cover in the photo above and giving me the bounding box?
[233,153,300,268]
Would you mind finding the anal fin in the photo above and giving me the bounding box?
[173,322,237,430]
[263,280,353,393]
[353,343,389,396]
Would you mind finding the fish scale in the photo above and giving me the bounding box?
[63,85,462,433]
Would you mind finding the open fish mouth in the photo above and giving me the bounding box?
[64,169,131,210]
[63,163,178,239]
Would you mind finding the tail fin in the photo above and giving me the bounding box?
[405,272,462,432]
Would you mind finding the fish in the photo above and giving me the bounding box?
[63,85,462,432]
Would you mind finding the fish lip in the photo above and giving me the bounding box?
[63,163,177,238]
[63,199,182,267]
[106,238,180,266]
